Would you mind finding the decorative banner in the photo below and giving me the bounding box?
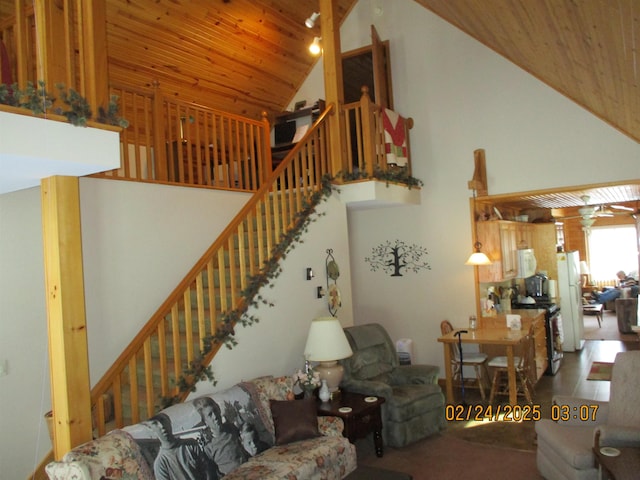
[365,239,431,277]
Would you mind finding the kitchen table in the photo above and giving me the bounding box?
[437,327,527,405]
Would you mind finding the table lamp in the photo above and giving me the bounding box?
[304,317,353,392]
[580,261,590,287]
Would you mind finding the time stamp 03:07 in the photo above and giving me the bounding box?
[445,403,599,422]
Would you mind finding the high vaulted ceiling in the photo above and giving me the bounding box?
[415,0,640,212]
[102,0,638,209]
[417,0,640,144]
[1,0,638,205]
[29,0,634,142]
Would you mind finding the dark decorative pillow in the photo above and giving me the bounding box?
[269,398,320,445]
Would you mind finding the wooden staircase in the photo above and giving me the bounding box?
[89,104,335,438]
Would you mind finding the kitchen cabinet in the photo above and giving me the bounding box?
[516,223,534,249]
[476,221,518,282]
[530,223,558,281]
[476,220,556,282]
[532,316,549,380]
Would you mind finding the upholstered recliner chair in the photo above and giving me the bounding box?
[340,323,445,448]
[535,350,640,480]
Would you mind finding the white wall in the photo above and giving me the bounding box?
[192,193,354,396]
[80,179,251,381]
[291,0,640,370]
[0,187,49,478]
[0,177,351,479]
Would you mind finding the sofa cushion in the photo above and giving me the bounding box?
[270,398,320,445]
[45,429,154,480]
[243,375,295,443]
[224,435,357,480]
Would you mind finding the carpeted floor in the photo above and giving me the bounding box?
[356,430,541,480]
[446,419,536,451]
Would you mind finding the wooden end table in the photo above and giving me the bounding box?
[583,303,604,327]
[317,391,385,457]
[593,445,640,479]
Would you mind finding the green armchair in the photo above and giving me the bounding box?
[340,323,445,447]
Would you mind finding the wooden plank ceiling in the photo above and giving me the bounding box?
[103,0,355,120]
[1,0,638,208]
[104,0,640,143]
[415,0,640,144]
[102,0,639,209]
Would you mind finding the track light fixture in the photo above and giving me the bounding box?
[305,12,320,28]
[309,37,322,55]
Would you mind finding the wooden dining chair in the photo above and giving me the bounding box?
[487,324,535,404]
[440,320,489,401]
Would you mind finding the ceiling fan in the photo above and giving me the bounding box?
[557,195,635,229]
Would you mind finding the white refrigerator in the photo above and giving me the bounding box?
[557,251,585,351]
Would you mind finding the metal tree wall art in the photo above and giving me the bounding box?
[365,240,431,277]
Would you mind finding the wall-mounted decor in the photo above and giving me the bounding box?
[325,249,341,316]
[365,239,431,277]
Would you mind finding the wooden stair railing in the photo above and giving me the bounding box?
[89,103,334,437]
[342,86,414,179]
[95,84,414,190]
[96,84,271,190]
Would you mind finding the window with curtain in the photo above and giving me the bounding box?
[588,225,638,282]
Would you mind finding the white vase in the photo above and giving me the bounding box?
[318,379,331,402]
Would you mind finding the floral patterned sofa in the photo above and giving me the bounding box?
[45,375,357,480]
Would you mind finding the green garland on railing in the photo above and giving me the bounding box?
[338,165,424,189]
[0,80,128,128]
[159,174,335,409]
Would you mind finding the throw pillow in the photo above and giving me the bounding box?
[269,398,320,445]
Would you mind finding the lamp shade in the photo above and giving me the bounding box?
[579,261,590,275]
[304,317,353,362]
[465,251,492,266]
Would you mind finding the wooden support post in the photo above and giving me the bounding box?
[12,0,28,86]
[360,86,376,178]
[41,176,92,459]
[34,0,70,90]
[261,111,272,182]
[79,0,109,111]
[468,148,488,196]
[152,80,168,181]
[320,0,347,177]
[468,148,489,319]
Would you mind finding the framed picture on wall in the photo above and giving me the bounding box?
[294,100,307,111]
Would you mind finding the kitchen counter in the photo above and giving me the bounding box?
[480,308,546,328]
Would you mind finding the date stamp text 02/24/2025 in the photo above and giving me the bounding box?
[445,403,599,422]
